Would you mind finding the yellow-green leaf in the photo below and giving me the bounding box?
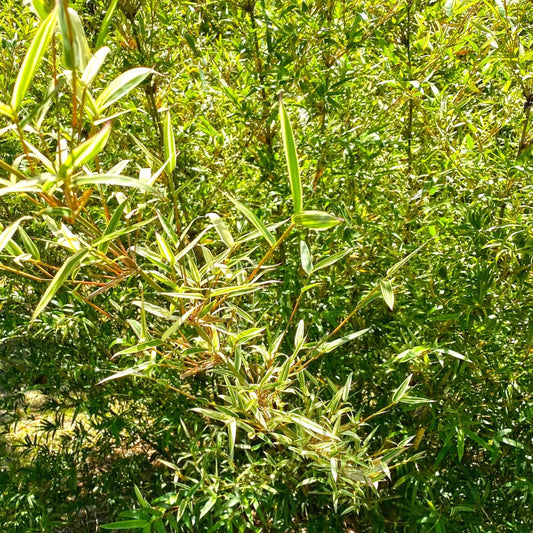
[226,194,276,246]
[279,98,303,214]
[81,46,111,87]
[96,67,153,112]
[163,110,176,176]
[292,210,342,231]
[300,240,313,275]
[60,124,111,176]
[380,279,394,311]
[11,8,58,112]
[31,249,90,321]
[95,0,119,49]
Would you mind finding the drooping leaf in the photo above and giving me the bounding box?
[97,199,128,253]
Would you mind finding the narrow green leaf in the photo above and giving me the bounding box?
[92,216,156,247]
[157,212,179,246]
[199,497,217,520]
[74,174,159,196]
[95,0,119,49]
[0,102,14,119]
[96,67,153,112]
[292,210,342,230]
[58,6,90,70]
[391,374,412,404]
[294,319,305,349]
[155,232,174,265]
[299,240,313,275]
[0,217,31,254]
[210,282,270,298]
[18,226,41,260]
[226,194,276,246]
[457,427,464,462]
[101,519,150,530]
[163,110,176,175]
[97,200,127,253]
[207,213,234,248]
[435,348,471,362]
[279,98,303,214]
[228,418,237,460]
[380,279,394,310]
[114,340,162,356]
[30,0,51,19]
[31,249,90,321]
[134,485,150,508]
[98,362,150,385]
[11,9,58,112]
[313,248,352,273]
[60,124,112,177]
[386,238,434,277]
[321,328,369,354]
[81,46,111,87]
[289,413,338,439]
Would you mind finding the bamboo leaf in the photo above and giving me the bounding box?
[0,102,14,119]
[292,210,342,230]
[31,249,90,321]
[97,199,127,253]
[299,240,313,275]
[155,232,174,265]
[57,6,90,70]
[95,0,119,49]
[18,226,41,260]
[74,174,159,196]
[279,98,303,214]
[391,374,412,404]
[163,110,176,176]
[0,217,31,254]
[207,213,234,248]
[30,0,51,19]
[11,8,58,112]
[60,124,112,176]
[114,340,162,356]
[380,279,394,311]
[96,67,153,112]
[101,519,150,529]
[226,194,276,246]
[97,362,150,385]
[320,328,370,354]
[81,46,111,86]
[313,248,352,273]
[92,216,156,247]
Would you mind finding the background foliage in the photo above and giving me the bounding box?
[1,0,532,531]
